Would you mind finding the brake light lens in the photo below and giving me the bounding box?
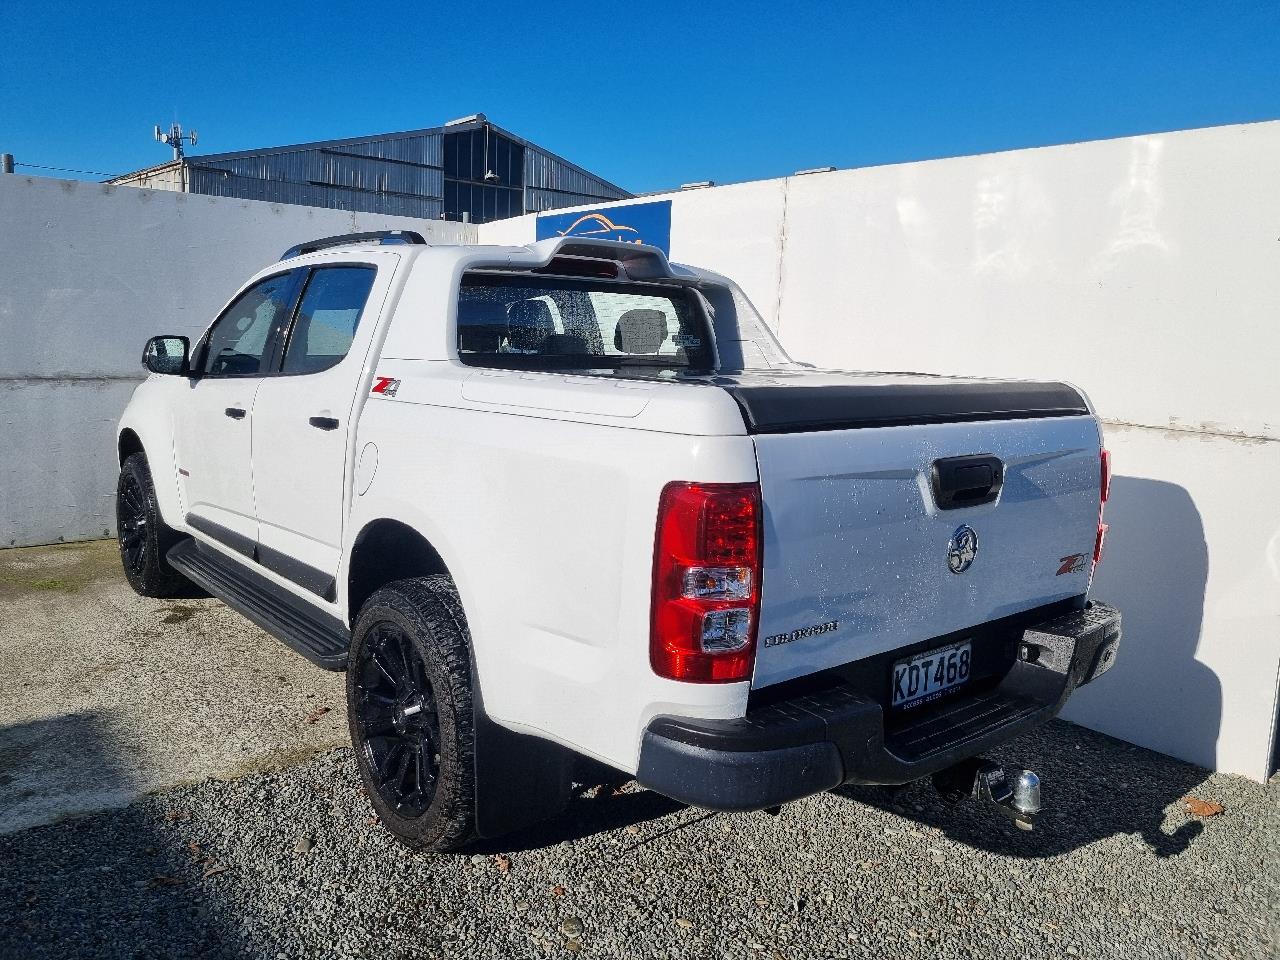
[1092,448,1111,575]
[651,482,762,683]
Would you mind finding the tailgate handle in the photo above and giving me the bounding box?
[931,455,1004,510]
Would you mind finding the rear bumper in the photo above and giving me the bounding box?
[636,600,1121,812]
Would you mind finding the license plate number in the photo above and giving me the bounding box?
[891,640,971,709]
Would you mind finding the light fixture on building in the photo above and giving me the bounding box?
[680,180,715,190]
[794,166,836,175]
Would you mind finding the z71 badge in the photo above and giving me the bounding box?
[1056,553,1088,575]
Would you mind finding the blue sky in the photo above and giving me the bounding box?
[3,1,1278,193]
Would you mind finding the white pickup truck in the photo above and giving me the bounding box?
[117,230,1121,850]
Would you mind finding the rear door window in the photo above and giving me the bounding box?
[281,266,378,375]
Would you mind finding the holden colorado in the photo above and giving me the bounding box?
[116,230,1121,849]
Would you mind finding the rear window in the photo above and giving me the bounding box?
[456,273,714,372]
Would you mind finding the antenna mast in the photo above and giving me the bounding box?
[153,122,199,160]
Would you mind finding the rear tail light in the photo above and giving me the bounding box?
[1093,448,1111,574]
[651,482,762,683]
[1093,522,1109,564]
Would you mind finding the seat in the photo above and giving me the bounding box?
[507,300,555,353]
[542,333,591,355]
[458,301,509,353]
[614,309,669,354]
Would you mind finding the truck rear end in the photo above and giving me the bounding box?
[442,236,1121,832]
[637,371,1121,826]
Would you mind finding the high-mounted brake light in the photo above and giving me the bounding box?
[651,482,762,683]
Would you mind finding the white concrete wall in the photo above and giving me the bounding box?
[481,121,1280,781]
[0,175,473,547]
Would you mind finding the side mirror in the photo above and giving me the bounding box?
[142,335,191,376]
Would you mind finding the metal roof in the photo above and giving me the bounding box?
[118,117,629,199]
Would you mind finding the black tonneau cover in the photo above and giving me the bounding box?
[711,369,1089,434]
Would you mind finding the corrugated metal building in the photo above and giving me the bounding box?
[108,114,630,223]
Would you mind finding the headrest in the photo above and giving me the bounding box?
[614,309,668,354]
[458,300,510,327]
[507,299,555,352]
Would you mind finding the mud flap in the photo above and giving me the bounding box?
[472,685,574,839]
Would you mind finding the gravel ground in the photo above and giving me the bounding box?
[0,540,346,833]
[2,720,1275,960]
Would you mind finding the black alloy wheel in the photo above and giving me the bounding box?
[353,621,442,818]
[116,452,189,598]
[118,471,150,579]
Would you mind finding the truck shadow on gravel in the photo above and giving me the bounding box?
[0,711,247,960]
[834,718,1211,858]
[468,775,686,855]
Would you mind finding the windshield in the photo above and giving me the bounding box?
[456,273,715,372]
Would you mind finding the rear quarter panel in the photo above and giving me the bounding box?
[345,362,758,773]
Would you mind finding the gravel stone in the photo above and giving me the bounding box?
[560,917,584,938]
[0,720,1275,959]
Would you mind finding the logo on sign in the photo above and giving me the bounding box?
[536,199,672,255]
[551,212,640,242]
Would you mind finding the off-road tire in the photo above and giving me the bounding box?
[347,576,477,852]
[116,452,189,598]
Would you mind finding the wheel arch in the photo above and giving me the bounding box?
[118,428,144,465]
[347,518,456,623]
[344,516,575,842]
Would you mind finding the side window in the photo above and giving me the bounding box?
[281,267,378,375]
[201,273,296,377]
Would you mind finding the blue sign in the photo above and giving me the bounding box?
[536,200,672,256]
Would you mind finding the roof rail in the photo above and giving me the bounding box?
[281,230,428,260]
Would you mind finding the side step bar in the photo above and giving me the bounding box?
[167,538,349,670]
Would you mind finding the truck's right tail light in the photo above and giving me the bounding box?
[1093,448,1111,570]
[651,481,762,683]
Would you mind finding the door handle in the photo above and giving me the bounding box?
[931,455,1004,510]
[309,416,340,431]
[224,407,247,420]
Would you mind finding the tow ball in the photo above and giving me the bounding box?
[932,758,1042,831]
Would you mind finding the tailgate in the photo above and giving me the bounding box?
[751,415,1102,688]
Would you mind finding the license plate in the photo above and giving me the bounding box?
[891,640,972,709]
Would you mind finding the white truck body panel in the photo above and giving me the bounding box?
[347,363,757,770]
[752,415,1103,688]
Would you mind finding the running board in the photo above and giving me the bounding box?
[167,539,349,670]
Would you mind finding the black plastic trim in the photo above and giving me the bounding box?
[637,601,1121,811]
[281,230,426,260]
[257,543,337,601]
[931,454,1005,510]
[167,539,349,669]
[472,680,573,838]
[186,513,337,601]
[185,512,255,559]
[726,380,1089,434]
